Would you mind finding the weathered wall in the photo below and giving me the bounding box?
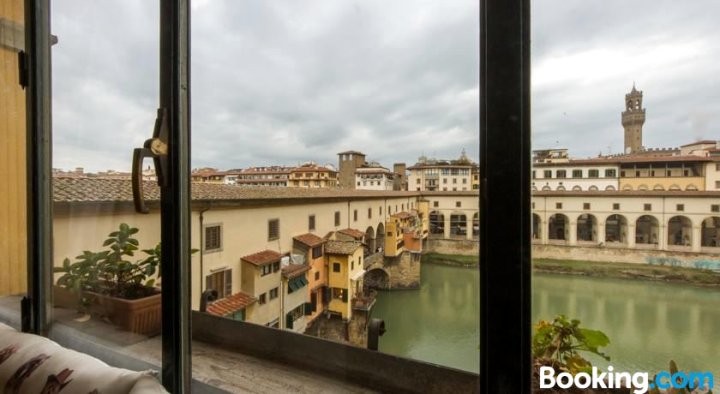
[384,252,421,289]
[425,239,479,256]
[533,244,720,270]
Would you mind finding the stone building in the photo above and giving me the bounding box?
[622,84,646,154]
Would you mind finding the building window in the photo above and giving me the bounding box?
[544,170,552,178]
[555,202,562,209]
[588,169,599,178]
[572,170,582,178]
[443,178,447,184]
[312,246,323,259]
[676,204,684,212]
[333,262,341,273]
[433,201,439,208]
[556,170,566,179]
[531,202,535,209]
[644,203,652,211]
[583,203,590,210]
[268,219,279,241]
[204,224,222,252]
[463,178,467,184]
[332,288,346,302]
[205,269,232,299]
[315,271,320,281]
[402,204,405,211]
[351,260,354,269]
[620,171,625,177]
[269,287,279,300]
[605,169,616,178]
[456,201,461,208]
[532,170,536,179]
[258,293,267,305]
[368,208,372,219]
[334,211,341,226]
[452,178,457,184]
[260,264,272,276]
[354,209,358,222]
[712,204,720,213]
[416,178,420,184]
[308,215,315,231]
[613,203,620,210]
[715,181,720,189]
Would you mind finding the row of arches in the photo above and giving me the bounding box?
[532,184,700,192]
[622,184,699,191]
[533,214,720,247]
[429,211,479,238]
[363,223,385,256]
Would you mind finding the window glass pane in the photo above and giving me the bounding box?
[532,0,720,386]
[49,1,167,384]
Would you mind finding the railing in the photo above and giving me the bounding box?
[352,290,377,311]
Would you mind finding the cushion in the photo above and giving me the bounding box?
[0,322,166,393]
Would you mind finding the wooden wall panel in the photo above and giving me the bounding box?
[0,0,27,296]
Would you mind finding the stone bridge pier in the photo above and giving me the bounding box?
[364,251,421,290]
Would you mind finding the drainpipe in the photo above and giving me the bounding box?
[347,200,351,227]
[199,207,210,292]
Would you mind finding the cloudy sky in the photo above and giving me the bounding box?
[50,1,720,172]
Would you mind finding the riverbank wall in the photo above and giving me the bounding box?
[533,244,720,270]
[425,239,478,256]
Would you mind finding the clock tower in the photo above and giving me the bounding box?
[622,84,646,154]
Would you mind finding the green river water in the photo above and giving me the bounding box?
[372,263,720,375]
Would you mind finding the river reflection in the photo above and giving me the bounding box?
[534,274,720,374]
[373,263,720,375]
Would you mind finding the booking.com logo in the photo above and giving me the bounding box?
[539,366,714,394]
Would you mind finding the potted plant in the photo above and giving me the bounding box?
[54,223,163,335]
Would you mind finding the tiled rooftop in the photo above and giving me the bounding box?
[241,250,283,266]
[52,177,421,204]
[293,233,326,248]
[325,240,362,255]
[391,211,413,220]
[206,292,257,316]
[281,263,310,279]
[338,228,366,239]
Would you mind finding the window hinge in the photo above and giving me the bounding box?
[18,50,29,89]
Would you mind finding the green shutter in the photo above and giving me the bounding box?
[286,313,294,329]
[304,302,313,315]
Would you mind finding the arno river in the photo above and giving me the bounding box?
[372,263,720,375]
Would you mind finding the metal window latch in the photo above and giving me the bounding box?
[18,51,28,89]
[132,108,169,214]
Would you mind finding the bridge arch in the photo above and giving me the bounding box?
[548,214,569,241]
[364,268,390,290]
[375,222,385,253]
[701,216,720,247]
[364,226,375,256]
[576,214,597,242]
[635,215,659,245]
[668,215,692,246]
[532,213,542,240]
[605,214,628,243]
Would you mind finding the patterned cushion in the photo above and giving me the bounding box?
[0,322,166,393]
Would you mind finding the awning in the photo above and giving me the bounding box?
[288,276,308,292]
[350,269,365,281]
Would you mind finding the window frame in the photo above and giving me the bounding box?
[203,223,223,253]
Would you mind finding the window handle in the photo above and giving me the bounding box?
[132,108,168,214]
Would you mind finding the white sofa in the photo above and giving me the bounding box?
[0,322,167,393]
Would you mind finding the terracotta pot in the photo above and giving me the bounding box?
[53,285,81,310]
[89,291,162,336]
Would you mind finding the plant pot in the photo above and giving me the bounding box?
[53,285,81,310]
[88,291,162,336]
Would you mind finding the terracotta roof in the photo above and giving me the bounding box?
[533,154,720,167]
[291,166,336,173]
[206,292,257,316]
[391,211,413,220]
[325,240,362,255]
[52,178,420,204]
[293,233,326,248]
[338,228,366,239]
[281,263,310,279]
[241,250,282,266]
[407,163,472,170]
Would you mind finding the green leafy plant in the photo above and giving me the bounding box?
[532,315,610,374]
[54,223,162,304]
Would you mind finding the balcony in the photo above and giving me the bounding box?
[352,290,377,311]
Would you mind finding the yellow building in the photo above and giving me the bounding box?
[0,2,27,296]
[383,210,426,257]
[288,164,338,188]
[240,250,283,327]
[324,240,364,320]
